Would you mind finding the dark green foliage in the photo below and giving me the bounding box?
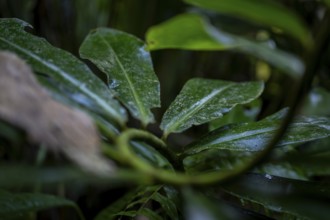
[1,0,330,219]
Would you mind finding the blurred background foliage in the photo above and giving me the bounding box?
[1,1,330,219]
[2,0,329,122]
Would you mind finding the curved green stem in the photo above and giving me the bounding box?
[117,129,184,170]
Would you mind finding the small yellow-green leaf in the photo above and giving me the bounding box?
[184,0,312,47]
[160,78,264,136]
[147,13,229,50]
[80,28,160,126]
[146,14,304,77]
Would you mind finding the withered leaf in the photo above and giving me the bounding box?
[0,51,115,175]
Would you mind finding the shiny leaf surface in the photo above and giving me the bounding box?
[160,78,264,136]
[0,18,126,124]
[183,188,242,220]
[0,190,80,219]
[184,0,312,47]
[185,110,330,156]
[223,173,330,219]
[146,14,304,77]
[95,185,173,220]
[80,28,160,125]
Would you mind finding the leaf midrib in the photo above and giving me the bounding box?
[98,34,149,124]
[163,83,233,134]
[0,36,122,121]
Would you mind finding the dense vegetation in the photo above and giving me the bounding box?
[1,0,330,219]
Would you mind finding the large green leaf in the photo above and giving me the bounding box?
[95,186,168,220]
[160,78,264,136]
[80,28,160,126]
[0,18,126,124]
[184,110,330,156]
[146,13,304,77]
[184,0,312,47]
[183,188,243,220]
[0,190,82,219]
[223,173,330,219]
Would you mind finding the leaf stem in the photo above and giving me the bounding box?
[117,129,184,170]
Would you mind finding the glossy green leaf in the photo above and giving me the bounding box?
[261,152,330,178]
[131,141,173,169]
[184,0,312,47]
[209,99,261,131]
[147,13,227,50]
[0,190,82,219]
[183,188,242,220]
[95,186,165,220]
[160,78,264,136]
[184,110,330,156]
[223,173,330,219]
[302,87,330,116]
[80,28,160,126]
[95,188,140,220]
[114,209,162,220]
[152,192,178,220]
[146,13,304,77]
[0,18,126,124]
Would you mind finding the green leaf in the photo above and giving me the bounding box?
[184,110,330,156]
[183,188,242,220]
[209,99,261,131]
[95,186,163,220]
[260,151,330,178]
[0,18,126,124]
[323,0,330,7]
[131,141,173,169]
[95,188,140,220]
[114,208,163,220]
[152,192,178,220]
[184,0,312,47]
[302,87,330,116]
[160,78,264,136]
[0,190,82,219]
[223,173,330,219]
[147,13,227,50]
[146,13,304,77]
[80,28,160,126]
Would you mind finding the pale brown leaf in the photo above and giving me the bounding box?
[0,51,115,175]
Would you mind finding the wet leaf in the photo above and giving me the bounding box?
[184,0,312,47]
[0,18,126,124]
[95,186,164,220]
[0,52,114,174]
[223,173,330,220]
[152,192,178,220]
[131,141,173,169]
[184,109,330,156]
[95,188,141,220]
[80,28,160,126]
[146,13,304,77]
[0,190,81,219]
[209,99,261,131]
[302,87,330,116]
[183,188,242,220]
[160,78,264,136]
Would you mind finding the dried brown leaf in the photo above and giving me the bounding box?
[0,51,115,175]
